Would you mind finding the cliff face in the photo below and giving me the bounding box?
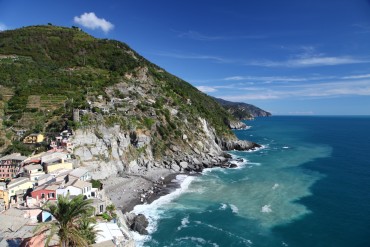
[71,116,257,180]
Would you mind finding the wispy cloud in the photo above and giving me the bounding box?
[341,73,370,79]
[196,86,218,93]
[0,23,8,31]
[219,79,370,101]
[247,56,368,68]
[224,75,308,82]
[352,23,370,34]
[175,30,265,41]
[74,12,114,33]
[154,51,233,63]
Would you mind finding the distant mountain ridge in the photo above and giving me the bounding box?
[214,97,271,119]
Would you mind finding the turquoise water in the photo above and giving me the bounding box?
[133,116,370,247]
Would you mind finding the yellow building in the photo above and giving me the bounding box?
[6,177,33,200]
[0,182,10,208]
[45,159,73,173]
[23,134,44,144]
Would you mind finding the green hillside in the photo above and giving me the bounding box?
[0,25,236,155]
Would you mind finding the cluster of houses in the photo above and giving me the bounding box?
[0,130,131,246]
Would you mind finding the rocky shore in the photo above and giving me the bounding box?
[102,139,259,236]
[71,118,261,239]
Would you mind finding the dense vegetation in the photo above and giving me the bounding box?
[0,25,236,155]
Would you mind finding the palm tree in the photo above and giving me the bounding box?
[35,194,96,247]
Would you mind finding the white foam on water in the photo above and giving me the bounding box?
[194,221,253,246]
[219,203,228,210]
[282,146,289,149]
[229,204,239,214]
[177,216,190,231]
[261,204,272,213]
[131,174,196,246]
[176,237,220,247]
[272,183,279,190]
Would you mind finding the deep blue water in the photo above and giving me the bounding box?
[133,116,370,247]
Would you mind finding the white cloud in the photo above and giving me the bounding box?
[196,86,218,93]
[248,56,368,68]
[0,23,8,31]
[74,12,114,33]
[207,79,370,102]
[176,30,265,41]
[224,75,307,82]
[154,51,232,63]
[342,73,370,79]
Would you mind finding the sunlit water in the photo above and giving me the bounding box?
[132,116,370,247]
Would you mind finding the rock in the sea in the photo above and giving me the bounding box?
[229,163,238,168]
[216,138,261,151]
[227,120,250,130]
[130,214,149,235]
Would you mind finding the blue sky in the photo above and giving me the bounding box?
[1,0,370,115]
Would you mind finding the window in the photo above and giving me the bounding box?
[41,193,45,199]
[100,205,104,213]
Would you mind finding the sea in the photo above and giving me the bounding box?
[132,116,370,247]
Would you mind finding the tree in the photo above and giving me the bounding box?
[106,204,117,219]
[34,194,96,247]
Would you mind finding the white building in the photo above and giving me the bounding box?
[23,164,45,185]
[69,167,91,181]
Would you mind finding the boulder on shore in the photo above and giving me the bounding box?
[130,214,149,235]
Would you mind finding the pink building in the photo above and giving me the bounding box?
[0,153,27,181]
[31,184,58,201]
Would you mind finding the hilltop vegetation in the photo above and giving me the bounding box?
[0,25,235,155]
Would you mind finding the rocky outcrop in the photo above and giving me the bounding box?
[227,120,250,130]
[216,138,261,151]
[125,213,149,235]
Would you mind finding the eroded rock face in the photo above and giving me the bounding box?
[216,138,261,151]
[71,117,260,180]
[227,120,250,130]
[130,214,149,235]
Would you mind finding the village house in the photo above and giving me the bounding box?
[44,158,73,173]
[52,168,73,183]
[31,184,58,202]
[93,222,125,246]
[23,164,45,185]
[69,167,91,181]
[6,177,33,204]
[0,207,47,246]
[0,182,9,210]
[40,151,70,164]
[0,153,27,181]
[36,173,55,186]
[23,133,44,144]
[91,198,106,215]
[56,179,93,199]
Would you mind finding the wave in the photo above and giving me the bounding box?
[261,204,272,213]
[194,221,253,246]
[177,216,190,231]
[175,237,220,247]
[229,204,239,214]
[131,174,196,246]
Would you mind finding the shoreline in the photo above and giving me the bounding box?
[103,154,251,214]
